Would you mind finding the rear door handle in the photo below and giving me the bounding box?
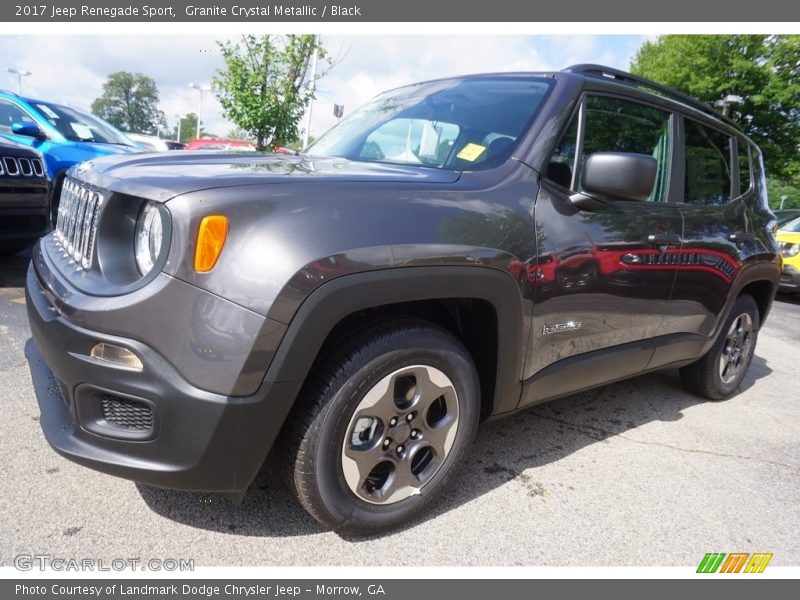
[728,232,756,243]
[647,233,682,245]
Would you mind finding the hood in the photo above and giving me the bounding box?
[72,152,461,202]
[70,141,136,156]
[0,135,43,158]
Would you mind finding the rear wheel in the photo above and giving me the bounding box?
[680,294,759,400]
[284,320,480,534]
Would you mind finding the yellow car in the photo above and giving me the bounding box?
[778,215,800,294]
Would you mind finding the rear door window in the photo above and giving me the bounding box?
[683,120,734,206]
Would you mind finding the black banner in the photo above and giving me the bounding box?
[2,0,799,22]
[5,579,799,600]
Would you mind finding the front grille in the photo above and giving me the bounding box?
[0,155,44,177]
[53,178,104,270]
[100,395,154,432]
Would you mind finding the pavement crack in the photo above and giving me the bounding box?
[531,412,799,472]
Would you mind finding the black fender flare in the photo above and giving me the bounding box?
[262,266,526,416]
[709,260,781,345]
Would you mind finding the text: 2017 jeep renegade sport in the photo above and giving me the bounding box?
[26,65,780,534]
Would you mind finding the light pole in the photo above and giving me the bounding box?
[716,94,744,118]
[7,67,31,94]
[174,114,182,143]
[302,41,319,150]
[780,195,788,210]
[188,82,211,140]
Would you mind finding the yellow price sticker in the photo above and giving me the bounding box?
[456,143,486,162]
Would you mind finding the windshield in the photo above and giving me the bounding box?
[32,101,133,145]
[781,216,800,233]
[307,76,552,171]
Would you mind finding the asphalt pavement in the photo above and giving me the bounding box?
[1,247,798,567]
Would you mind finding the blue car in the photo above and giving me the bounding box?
[0,90,137,223]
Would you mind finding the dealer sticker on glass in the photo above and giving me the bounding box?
[456,143,486,161]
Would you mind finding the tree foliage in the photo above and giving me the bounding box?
[631,35,800,188]
[213,35,327,151]
[169,113,208,143]
[91,71,166,134]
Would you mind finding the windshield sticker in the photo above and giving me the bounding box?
[70,123,94,140]
[456,143,486,162]
[36,104,60,120]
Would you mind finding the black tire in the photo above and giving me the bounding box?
[680,294,760,400]
[284,319,480,535]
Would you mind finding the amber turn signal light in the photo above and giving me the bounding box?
[194,215,229,272]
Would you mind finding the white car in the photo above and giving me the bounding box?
[126,133,172,152]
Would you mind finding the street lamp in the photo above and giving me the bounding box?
[716,94,744,118]
[188,82,211,140]
[7,67,31,94]
[781,195,788,210]
[174,113,182,143]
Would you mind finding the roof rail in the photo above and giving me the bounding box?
[0,88,19,97]
[563,64,740,129]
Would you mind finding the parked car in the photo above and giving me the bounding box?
[0,90,136,223]
[26,65,781,534]
[125,133,172,152]
[774,208,800,228]
[0,137,49,255]
[777,215,800,294]
[184,137,256,151]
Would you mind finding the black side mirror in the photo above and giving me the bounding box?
[11,121,46,140]
[570,152,657,210]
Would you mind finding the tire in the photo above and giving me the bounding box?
[680,294,760,400]
[284,319,480,535]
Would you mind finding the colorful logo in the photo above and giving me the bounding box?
[697,552,773,573]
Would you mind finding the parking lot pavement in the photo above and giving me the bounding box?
[1,248,798,567]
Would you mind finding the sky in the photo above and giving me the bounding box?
[0,34,649,142]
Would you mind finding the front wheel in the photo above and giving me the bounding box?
[680,294,760,400]
[284,320,480,534]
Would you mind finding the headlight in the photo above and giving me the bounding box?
[781,242,799,258]
[134,202,163,275]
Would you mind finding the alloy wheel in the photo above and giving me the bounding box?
[341,365,459,505]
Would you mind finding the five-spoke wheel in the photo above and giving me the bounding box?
[342,365,460,504]
[284,320,479,534]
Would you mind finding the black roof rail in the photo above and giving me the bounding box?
[563,64,740,130]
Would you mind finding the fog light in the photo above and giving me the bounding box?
[90,343,143,370]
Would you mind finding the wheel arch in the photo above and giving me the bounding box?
[263,266,526,420]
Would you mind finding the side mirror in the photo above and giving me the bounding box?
[570,152,657,210]
[11,121,46,140]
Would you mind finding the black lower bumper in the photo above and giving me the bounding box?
[779,264,800,292]
[26,263,302,493]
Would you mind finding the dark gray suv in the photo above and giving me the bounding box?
[26,65,781,534]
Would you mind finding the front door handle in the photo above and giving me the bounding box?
[647,233,682,245]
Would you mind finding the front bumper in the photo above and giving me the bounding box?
[779,264,800,292]
[26,258,302,493]
[0,187,49,247]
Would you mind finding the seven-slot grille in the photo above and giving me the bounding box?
[54,178,103,270]
[0,155,45,177]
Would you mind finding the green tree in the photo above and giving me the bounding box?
[631,35,800,189]
[170,113,204,143]
[91,71,166,134]
[213,35,327,150]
